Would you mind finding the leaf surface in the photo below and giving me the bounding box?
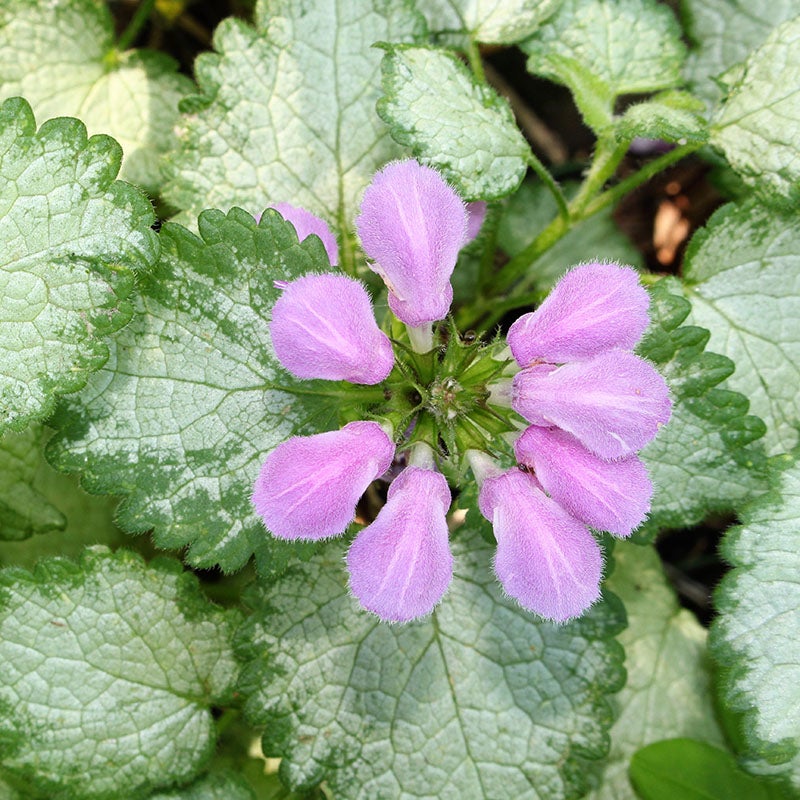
[47,209,343,573]
[711,16,800,206]
[0,0,192,192]
[637,279,768,538]
[378,44,529,200]
[712,459,800,788]
[0,547,240,800]
[682,200,800,456]
[520,0,686,131]
[164,0,424,241]
[237,525,626,799]
[0,97,158,435]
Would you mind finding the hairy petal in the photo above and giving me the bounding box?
[512,350,671,459]
[507,263,650,365]
[356,159,467,326]
[270,274,394,384]
[252,421,395,540]
[479,469,603,623]
[347,467,453,622]
[514,425,653,537]
[465,200,488,243]
[268,203,339,266]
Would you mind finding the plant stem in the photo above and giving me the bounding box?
[466,38,486,84]
[526,151,569,223]
[116,0,157,51]
[567,136,628,216]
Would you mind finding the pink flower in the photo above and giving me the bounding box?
[507,262,649,365]
[252,421,394,540]
[347,467,453,622]
[267,203,339,266]
[356,160,468,326]
[270,274,394,384]
[479,468,603,622]
[514,425,652,537]
[512,350,671,460]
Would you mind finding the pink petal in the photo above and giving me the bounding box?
[356,160,467,326]
[347,467,453,622]
[270,273,394,384]
[252,421,395,540]
[514,425,653,537]
[512,350,671,459]
[479,469,603,623]
[507,263,650,365]
[465,201,488,243]
[269,203,339,266]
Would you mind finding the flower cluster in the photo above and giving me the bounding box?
[252,159,671,624]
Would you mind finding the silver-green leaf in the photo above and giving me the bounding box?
[0,0,193,193]
[0,547,240,800]
[0,97,158,436]
[237,525,626,799]
[378,44,530,199]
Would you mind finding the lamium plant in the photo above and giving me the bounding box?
[0,1,799,799]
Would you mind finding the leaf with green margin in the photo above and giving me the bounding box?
[418,0,563,45]
[0,426,65,541]
[164,0,424,239]
[236,524,626,799]
[0,97,158,435]
[614,91,708,144]
[0,547,240,800]
[496,178,643,290]
[712,458,800,789]
[148,771,255,800]
[0,0,193,193]
[630,739,791,800]
[681,0,797,107]
[710,16,800,207]
[636,278,769,539]
[46,208,344,574]
[682,199,800,456]
[377,44,530,200]
[586,543,724,800]
[520,0,686,131]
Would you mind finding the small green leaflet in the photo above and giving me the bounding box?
[682,200,800,456]
[418,0,563,44]
[378,44,529,200]
[164,0,424,244]
[712,458,800,789]
[0,547,240,800]
[586,543,724,800]
[711,16,800,207]
[237,525,626,800]
[0,426,65,541]
[637,279,768,539]
[496,178,643,290]
[630,739,788,800]
[0,0,192,193]
[47,208,341,574]
[614,91,708,145]
[520,0,686,132]
[682,0,798,107]
[0,97,158,436]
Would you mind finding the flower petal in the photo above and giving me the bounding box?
[270,273,394,384]
[269,203,339,266]
[252,421,395,540]
[514,425,653,536]
[356,160,467,326]
[479,469,603,623]
[465,200,488,243]
[347,467,453,622]
[507,262,650,365]
[512,350,671,459]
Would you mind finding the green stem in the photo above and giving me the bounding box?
[583,141,704,217]
[568,136,629,216]
[466,38,486,84]
[526,152,569,223]
[116,0,157,51]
